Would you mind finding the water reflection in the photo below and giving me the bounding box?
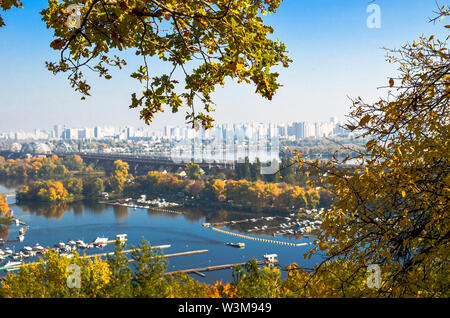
[0,224,10,240]
[0,177,25,191]
[20,202,71,219]
[113,205,129,220]
[72,203,83,216]
[15,200,315,237]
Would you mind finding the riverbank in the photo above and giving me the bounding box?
[0,217,12,225]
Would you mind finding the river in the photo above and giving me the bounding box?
[0,180,323,284]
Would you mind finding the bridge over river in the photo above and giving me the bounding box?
[0,150,237,175]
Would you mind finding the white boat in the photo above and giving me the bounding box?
[33,243,44,251]
[92,237,108,246]
[0,249,5,256]
[17,235,25,242]
[68,240,76,246]
[225,242,245,249]
[76,240,87,248]
[4,248,13,255]
[4,260,22,268]
[22,246,33,253]
[55,242,66,249]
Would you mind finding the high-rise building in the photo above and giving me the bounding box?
[53,125,62,139]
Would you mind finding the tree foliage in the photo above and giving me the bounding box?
[185,162,203,180]
[35,0,291,128]
[0,0,22,27]
[0,194,9,216]
[110,159,131,194]
[297,8,450,297]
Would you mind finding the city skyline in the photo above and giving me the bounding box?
[1,1,448,132]
[0,117,348,141]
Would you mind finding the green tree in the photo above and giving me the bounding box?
[82,176,104,198]
[232,258,282,298]
[131,238,170,298]
[280,157,296,184]
[105,240,133,297]
[185,162,203,180]
[62,155,84,171]
[64,177,83,196]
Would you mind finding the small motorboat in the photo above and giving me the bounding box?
[4,260,22,268]
[225,242,245,249]
[67,240,76,246]
[55,242,66,249]
[92,237,108,247]
[4,248,13,255]
[33,243,44,252]
[12,253,21,260]
[22,246,33,253]
[17,235,25,242]
[76,240,87,249]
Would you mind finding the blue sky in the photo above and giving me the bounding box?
[0,0,448,132]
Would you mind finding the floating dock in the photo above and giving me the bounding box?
[211,227,310,247]
[164,259,276,277]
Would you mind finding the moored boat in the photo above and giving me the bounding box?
[225,242,245,249]
[55,242,66,249]
[33,243,44,252]
[76,240,88,248]
[92,237,108,246]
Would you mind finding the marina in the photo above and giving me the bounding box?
[0,182,322,283]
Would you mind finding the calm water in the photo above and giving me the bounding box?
[0,181,322,284]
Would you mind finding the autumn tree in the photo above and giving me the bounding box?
[211,178,226,201]
[0,250,111,298]
[0,194,9,216]
[298,7,450,297]
[62,154,84,171]
[110,160,131,194]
